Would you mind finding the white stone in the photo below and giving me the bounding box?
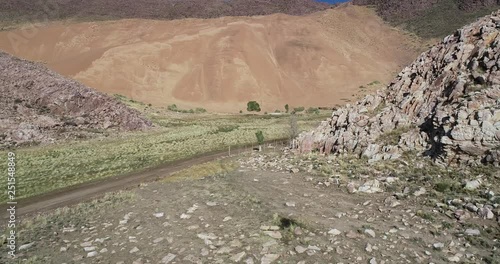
[84,246,96,252]
[154,212,165,218]
[230,252,246,262]
[261,254,280,264]
[465,229,480,236]
[263,231,282,239]
[295,245,307,254]
[328,229,342,236]
[161,253,177,263]
[364,229,376,238]
[129,247,140,254]
[19,243,34,251]
[464,180,481,191]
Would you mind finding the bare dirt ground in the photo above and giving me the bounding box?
[0,5,419,112]
[5,148,498,264]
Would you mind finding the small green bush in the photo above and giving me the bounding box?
[255,131,264,145]
[247,101,261,112]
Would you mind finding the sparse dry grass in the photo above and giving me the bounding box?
[11,191,135,246]
[0,112,329,202]
[163,160,238,183]
[376,126,412,146]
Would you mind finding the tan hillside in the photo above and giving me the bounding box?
[0,5,418,112]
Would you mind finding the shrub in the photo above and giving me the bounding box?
[195,108,207,113]
[167,104,178,111]
[306,107,319,114]
[247,101,261,112]
[293,106,305,113]
[255,130,264,145]
[285,104,289,113]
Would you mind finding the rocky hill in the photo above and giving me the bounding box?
[0,51,152,148]
[353,0,500,38]
[0,0,331,29]
[298,10,500,166]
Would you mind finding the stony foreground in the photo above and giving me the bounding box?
[4,149,498,263]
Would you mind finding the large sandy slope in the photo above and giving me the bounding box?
[0,5,418,112]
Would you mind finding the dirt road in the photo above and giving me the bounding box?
[0,141,285,218]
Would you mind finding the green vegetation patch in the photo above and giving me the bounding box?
[376,126,412,146]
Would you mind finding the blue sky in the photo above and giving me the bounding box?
[316,0,350,4]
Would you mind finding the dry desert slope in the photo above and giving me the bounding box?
[0,5,418,112]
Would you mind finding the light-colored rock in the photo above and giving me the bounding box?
[261,254,280,264]
[364,229,376,238]
[19,242,34,251]
[230,252,246,262]
[161,253,177,263]
[295,245,307,254]
[464,180,481,191]
[263,231,282,239]
[328,229,342,236]
[465,229,480,236]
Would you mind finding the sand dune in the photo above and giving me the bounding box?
[0,5,418,112]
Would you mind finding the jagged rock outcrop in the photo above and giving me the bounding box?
[458,0,500,12]
[0,51,152,148]
[351,0,437,21]
[353,0,500,21]
[298,11,500,166]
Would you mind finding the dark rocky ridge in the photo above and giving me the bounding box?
[298,10,500,166]
[353,0,500,20]
[0,0,332,29]
[352,0,500,38]
[0,51,152,148]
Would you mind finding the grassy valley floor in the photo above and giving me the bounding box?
[0,106,330,202]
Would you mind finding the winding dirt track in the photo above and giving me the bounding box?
[0,141,284,219]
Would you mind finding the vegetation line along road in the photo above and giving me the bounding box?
[0,138,288,218]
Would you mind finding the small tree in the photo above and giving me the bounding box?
[247,101,261,112]
[255,130,264,151]
[285,104,289,113]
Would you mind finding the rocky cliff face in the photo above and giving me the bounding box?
[351,0,437,21]
[458,0,500,12]
[0,51,152,148]
[353,0,500,20]
[298,11,500,166]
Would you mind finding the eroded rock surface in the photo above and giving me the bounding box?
[0,51,152,148]
[298,11,500,166]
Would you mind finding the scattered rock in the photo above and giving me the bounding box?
[261,254,280,264]
[465,229,480,236]
[161,253,177,263]
[328,229,342,236]
[18,242,34,251]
